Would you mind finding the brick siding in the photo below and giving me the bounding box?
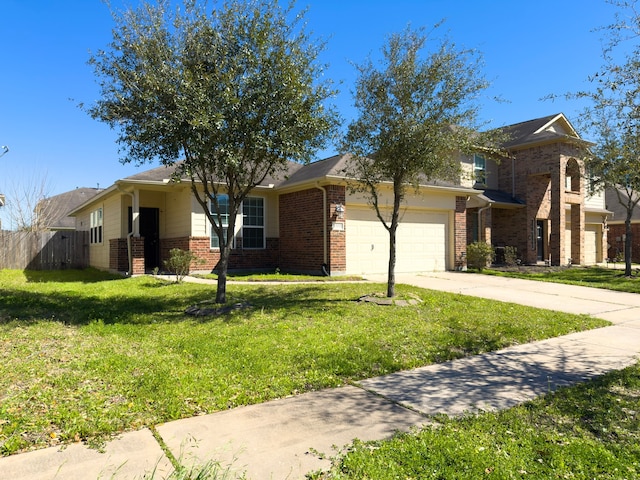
[109,238,129,272]
[160,236,280,272]
[455,196,467,268]
[490,142,586,265]
[279,186,346,275]
[608,224,640,263]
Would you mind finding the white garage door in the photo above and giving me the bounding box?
[565,223,600,265]
[584,224,600,265]
[565,223,572,265]
[346,206,448,275]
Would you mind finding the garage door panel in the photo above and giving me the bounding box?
[565,223,600,265]
[346,207,448,275]
[584,225,599,265]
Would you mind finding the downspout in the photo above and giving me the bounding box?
[512,157,516,198]
[315,183,329,275]
[478,202,493,243]
[118,187,135,276]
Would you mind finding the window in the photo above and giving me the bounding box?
[242,197,265,249]
[473,154,486,186]
[210,195,230,249]
[90,208,103,244]
[209,195,265,249]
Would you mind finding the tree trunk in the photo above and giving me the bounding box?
[625,217,633,277]
[386,183,403,298]
[387,224,397,298]
[215,246,231,304]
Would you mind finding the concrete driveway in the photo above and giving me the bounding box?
[368,271,640,325]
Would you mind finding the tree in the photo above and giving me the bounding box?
[87,0,338,303]
[569,0,640,277]
[341,26,505,297]
[3,171,55,232]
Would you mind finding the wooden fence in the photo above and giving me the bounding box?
[0,231,89,270]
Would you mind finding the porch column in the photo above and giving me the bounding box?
[131,236,145,275]
[132,189,140,237]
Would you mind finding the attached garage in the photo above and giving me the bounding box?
[345,206,449,275]
[565,222,602,265]
[584,224,601,265]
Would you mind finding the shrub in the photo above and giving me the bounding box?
[466,242,494,271]
[503,246,519,266]
[163,248,202,283]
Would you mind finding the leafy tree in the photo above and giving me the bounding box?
[569,0,640,276]
[87,0,338,303]
[341,25,505,297]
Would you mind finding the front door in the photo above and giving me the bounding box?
[139,207,160,271]
[536,220,545,262]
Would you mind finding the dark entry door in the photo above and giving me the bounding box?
[536,220,545,262]
[139,207,160,271]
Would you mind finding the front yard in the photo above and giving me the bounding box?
[484,264,640,293]
[0,269,606,457]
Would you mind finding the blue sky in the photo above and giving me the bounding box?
[0,0,626,227]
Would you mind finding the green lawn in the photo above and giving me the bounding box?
[307,266,640,480]
[195,271,364,282]
[484,265,640,293]
[312,363,640,479]
[0,269,606,457]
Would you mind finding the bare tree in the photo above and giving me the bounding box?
[3,171,55,232]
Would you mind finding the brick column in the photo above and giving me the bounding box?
[131,236,145,275]
[327,185,346,274]
[454,196,467,270]
[549,169,565,266]
[570,203,584,265]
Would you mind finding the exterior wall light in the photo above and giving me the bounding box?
[335,203,345,219]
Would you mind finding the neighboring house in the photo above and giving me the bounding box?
[69,113,608,276]
[605,187,640,263]
[466,113,609,266]
[37,188,102,231]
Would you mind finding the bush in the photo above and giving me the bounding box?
[163,248,202,283]
[466,242,494,271]
[503,246,519,266]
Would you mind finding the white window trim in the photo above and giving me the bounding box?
[473,154,486,186]
[90,207,103,245]
[209,196,266,250]
[241,197,266,250]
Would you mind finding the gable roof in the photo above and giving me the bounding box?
[278,154,349,188]
[500,113,589,149]
[121,160,304,188]
[71,113,588,216]
[38,187,102,229]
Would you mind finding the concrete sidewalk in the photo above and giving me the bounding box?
[2,272,640,479]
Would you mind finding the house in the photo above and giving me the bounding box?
[605,187,640,263]
[69,156,474,276]
[69,113,608,276]
[466,113,609,266]
[36,187,101,231]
